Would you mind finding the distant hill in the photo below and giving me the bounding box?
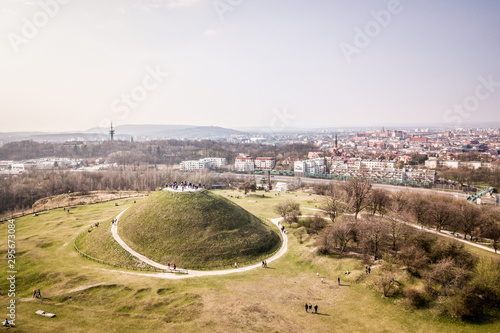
[118,190,281,269]
[0,124,243,144]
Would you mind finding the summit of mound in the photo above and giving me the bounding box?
[118,190,281,269]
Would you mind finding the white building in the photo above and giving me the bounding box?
[255,157,275,169]
[425,158,488,170]
[235,156,255,172]
[274,182,288,192]
[202,157,227,168]
[294,158,326,175]
[181,157,226,171]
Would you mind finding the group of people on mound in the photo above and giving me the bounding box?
[165,181,204,191]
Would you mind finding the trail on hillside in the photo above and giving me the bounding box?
[110,208,288,279]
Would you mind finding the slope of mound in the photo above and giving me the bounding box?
[118,190,281,269]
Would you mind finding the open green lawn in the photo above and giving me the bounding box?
[0,190,498,332]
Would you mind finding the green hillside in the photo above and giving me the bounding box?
[118,190,281,269]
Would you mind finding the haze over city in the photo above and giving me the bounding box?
[1,0,500,133]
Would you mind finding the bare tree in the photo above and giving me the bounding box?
[391,190,410,215]
[427,197,455,231]
[274,200,301,226]
[408,194,430,226]
[369,189,391,217]
[321,184,345,223]
[389,219,404,251]
[342,178,372,220]
[304,214,327,234]
[321,217,356,254]
[455,202,482,240]
[399,244,429,276]
[239,181,256,195]
[360,216,389,257]
[481,208,500,253]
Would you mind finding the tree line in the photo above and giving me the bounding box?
[0,139,315,165]
[439,165,500,189]
[0,167,240,216]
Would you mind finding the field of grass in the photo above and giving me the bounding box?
[0,189,499,332]
[118,190,281,269]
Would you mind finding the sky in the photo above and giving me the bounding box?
[1,0,500,132]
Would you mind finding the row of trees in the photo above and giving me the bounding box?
[316,179,500,253]
[0,139,315,166]
[439,165,500,188]
[0,168,240,215]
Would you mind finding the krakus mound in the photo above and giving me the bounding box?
[118,190,281,269]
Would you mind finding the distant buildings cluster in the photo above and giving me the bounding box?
[0,158,81,174]
[294,157,437,184]
[425,158,493,170]
[234,155,275,172]
[180,157,227,171]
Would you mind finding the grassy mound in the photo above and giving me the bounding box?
[118,190,281,269]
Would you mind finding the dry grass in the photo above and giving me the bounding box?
[0,191,498,332]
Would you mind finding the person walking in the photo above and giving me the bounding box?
[314,304,318,314]
[337,277,340,285]
[32,289,36,298]
[173,264,176,270]
[37,289,41,299]
[234,262,238,269]
[308,304,312,313]
[368,266,371,274]
[305,303,308,312]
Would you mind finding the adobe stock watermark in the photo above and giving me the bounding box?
[7,0,70,54]
[99,65,170,131]
[212,0,243,21]
[339,0,403,64]
[262,106,295,134]
[443,75,500,126]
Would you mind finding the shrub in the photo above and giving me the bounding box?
[404,287,429,308]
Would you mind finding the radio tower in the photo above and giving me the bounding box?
[109,122,115,141]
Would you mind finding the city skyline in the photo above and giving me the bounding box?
[1,0,500,132]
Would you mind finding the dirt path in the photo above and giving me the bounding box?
[110,209,288,278]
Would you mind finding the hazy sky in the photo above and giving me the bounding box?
[1,0,500,132]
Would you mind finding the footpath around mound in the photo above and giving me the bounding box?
[110,207,288,279]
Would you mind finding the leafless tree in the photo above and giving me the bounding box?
[427,197,455,231]
[274,200,301,226]
[408,193,430,226]
[321,184,345,222]
[369,189,391,217]
[455,202,482,240]
[342,178,372,220]
[321,217,356,254]
[359,216,389,257]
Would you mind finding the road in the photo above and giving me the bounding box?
[227,173,497,204]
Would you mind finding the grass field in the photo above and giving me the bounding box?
[0,189,498,332]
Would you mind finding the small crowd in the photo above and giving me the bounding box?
[165,181,204,191]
